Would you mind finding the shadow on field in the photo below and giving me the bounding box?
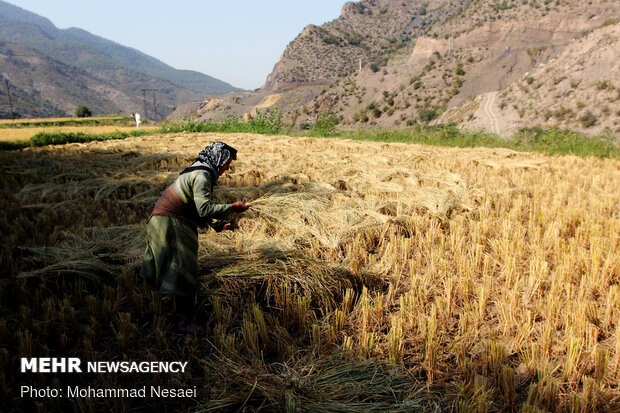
[1,146,401,413]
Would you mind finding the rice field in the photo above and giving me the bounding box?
[1,132,619,412]
[0,116,125,125]
[0,125,159,142]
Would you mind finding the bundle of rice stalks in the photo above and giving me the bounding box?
[94,176,160,201]
[404,171,479,219]
[249,192,328,222]
[199,352,428,412]
[16,257,117,279]
[17,174,162,205]
[207,244,362,311]
[246,192,332,244]
[17,225,145,279]
[412,187,462,218]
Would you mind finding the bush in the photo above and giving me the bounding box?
[159,109,283,136]
[0,141,29,150]
[513,127,618,157]
[309,112,339,137]
[580,111,598,128]
[418,109,438,123]
[74,106,92,118]
[29,130,147,146]
[595,80,611,90]
[247,108,282,134]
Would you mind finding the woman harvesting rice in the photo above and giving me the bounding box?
[140,142,248,334]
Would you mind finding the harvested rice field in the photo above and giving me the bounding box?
[0,125,159,142]
[1,132,619,412]
[0,116,125,125]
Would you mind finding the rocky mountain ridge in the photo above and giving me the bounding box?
[263,0,470,92]
[179,0,619,138]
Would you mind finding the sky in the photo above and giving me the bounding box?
[6,1,348,90]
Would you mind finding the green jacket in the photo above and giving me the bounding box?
[172,169,232,226]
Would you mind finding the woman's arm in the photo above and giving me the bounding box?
[192,172,233,221]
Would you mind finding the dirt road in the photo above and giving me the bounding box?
[483,92,500,135]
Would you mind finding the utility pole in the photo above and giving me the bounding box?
[142,89,148,122]
[5,79,15,120]
[152,91,158,122]
[141,89,159,123]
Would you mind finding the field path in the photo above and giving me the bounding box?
[482,92,500,135]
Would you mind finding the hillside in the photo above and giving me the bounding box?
[0,40,202,119]
[0,0,242,118]
[58,27,243,96]
[448,19,620,136]
[263,0,471,92]
[0,42,128,118]
[296,0,619,135]
[183,0,619,138]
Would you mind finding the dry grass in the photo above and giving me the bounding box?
[0,116,125,125]
[2,132,619,412]
[0,126,159,142]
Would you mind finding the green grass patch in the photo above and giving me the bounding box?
[510,127,618,158]
[0,140,30,150]
[4,113,617,159]
[160,109,283,135]
[29,130,152,147]
[162,118,617,158]
[334,125,619,159]
[0,141,30,151]
[0,116,134,129]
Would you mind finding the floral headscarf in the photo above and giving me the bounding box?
[181,142,237,181]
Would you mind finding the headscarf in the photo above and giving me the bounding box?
[181,142,237,182]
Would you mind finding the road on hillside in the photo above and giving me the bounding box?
[483,92,500,135]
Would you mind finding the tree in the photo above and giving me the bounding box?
[311,111,339,136]
[75,105,92,118]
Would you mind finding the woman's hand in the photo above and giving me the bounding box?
[231,201,249,213]
[223,221,239,231]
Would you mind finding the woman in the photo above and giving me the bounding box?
[140,142,249,334]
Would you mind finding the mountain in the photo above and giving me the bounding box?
[180,0,619,138]
[263,0,470,92]
[0,0,243,118]
[55,26,242,96]
[0,41,138,118]
[0,0,55,29]
[442,16,620,136]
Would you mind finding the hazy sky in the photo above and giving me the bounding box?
[6,1,348,90]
